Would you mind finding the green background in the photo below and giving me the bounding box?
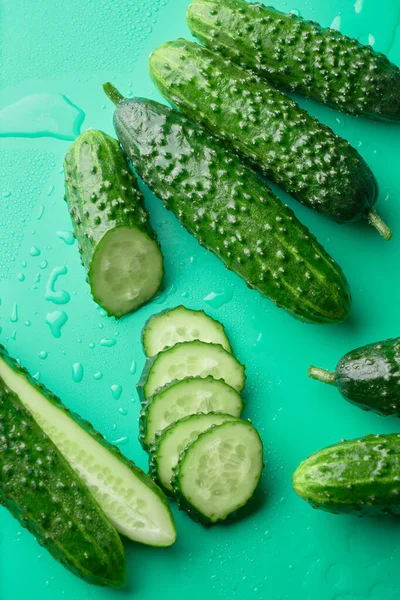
[1,0,400,598]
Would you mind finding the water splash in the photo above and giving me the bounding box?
[72,362,84,383]
[56,230,75,245]
[45,311,68,338]
[111,384,123,400]
[45,266,70,304]
[10,303,18,323]
[0,93,85,141]
[203,287,234,309]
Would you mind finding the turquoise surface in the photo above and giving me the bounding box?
[1,0,400,598]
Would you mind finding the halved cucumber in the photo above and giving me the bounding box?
[138,341,246,401]
[140,376,243,448]
[173,420,263,524]
[142,305,232,357]
[150,413,238,493]
[0,353,176,547]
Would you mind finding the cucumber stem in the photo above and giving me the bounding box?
[367,209,392,241]
[308,366,336,386]
[103,82,125,106]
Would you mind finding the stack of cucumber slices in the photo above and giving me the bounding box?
[137,306,264,524]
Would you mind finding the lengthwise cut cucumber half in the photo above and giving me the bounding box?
[0,348,176,547]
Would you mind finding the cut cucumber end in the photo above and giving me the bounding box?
[142,305,232,357]
[174,420,263,523]
[90,226,164,318]
[141,376,243,448]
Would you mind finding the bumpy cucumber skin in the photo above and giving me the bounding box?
[293,434,400,515]
[335,338,400,417]
[0,352,125,587]
[172,420,264,525]
[138,375,244,450]
[150,39,378,223]
[187,0,400,122]
[64,129,163,317]
[0,345,175,545]
[112,97,351,324]
[142,304,232,356]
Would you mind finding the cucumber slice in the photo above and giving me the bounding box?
[0,353,176,547]
[138,341,246,401]
[90,226,164,318]
[150,413,238,493]
[142,305,232,356]
[140,376,243,448]
[173,420,263,524]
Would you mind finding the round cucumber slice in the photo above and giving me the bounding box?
[138,341,246,401]
[150,413,238,493]
[140,376,243,448]
[142,305,232,356]
[90,226,164,318]
[173,420,263,524]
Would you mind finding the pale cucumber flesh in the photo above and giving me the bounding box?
[176,421,263,522]
[143,306,232,356]
[0,358,175,546]
[143,341,245,399]
[90,226,163,318]
[153,413,237,492]
[142,376,243,447]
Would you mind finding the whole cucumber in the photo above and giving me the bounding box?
[309,337,400,417]
[104,84,351,324]
[0,349,125,586]
[150,39,390,237]
[187,0,400,122]
[64,129,164,318]
[293,434,400,516]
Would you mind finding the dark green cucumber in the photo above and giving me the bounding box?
[149,39,389,235]
[293,434,400,516]
[187,0,400,122]
[309,337,400,417]
[0,345,176,547]
[64,129,164,318]
[0,352,125,586]
[103,85,351,324]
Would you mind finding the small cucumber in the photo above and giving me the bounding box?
[187,0,400,122]
[103,85,352,325]
[149,39,390,236]
[173,420,263,524]
[309,337,400,417]
[139,376,243,448]
[64,129,164,318]
[150,413,238,493]
[137,341,246,401]
[293,434,400,516]
[142,305,232,357]
[0,351,125,587]
[0,347,176,547]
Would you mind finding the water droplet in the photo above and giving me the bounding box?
[130,397,136,403]
[10,303,18,323]
[47,185,55,196]
[154,284,176,304]
[330,15,341,30]
[129,360,136,374]
[203,287,234,309]
[17,273,25,282]
[100,338,117,347]
[21,260,27,268]
[56,230,75,245]
[37,205,45,220]
[72,362,84,383]
[45,311,68,338]
[89,342,95,349]
[30,246,41,257]
[112,436,128,445]
[45,266,70,304]
[40,260,48,270]
[94,371,103,380]
[11,331,17,340]
[290,8,300,16]
[181,291,190,298]
[111,384,123,400]
[119,407,128,416]
[39,351,48,360]
[3,191,11,198]
[354,0,363,13]
[33,372,40,381]
[0,93,85,141]
[24,320,31,327]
